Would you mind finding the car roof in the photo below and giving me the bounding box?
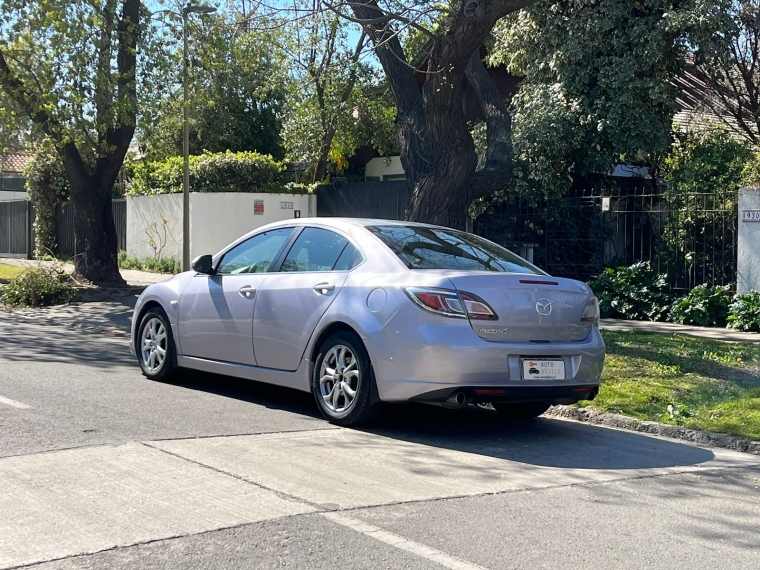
[264,217,452,231]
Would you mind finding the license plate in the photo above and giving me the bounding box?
[522,359,565,380]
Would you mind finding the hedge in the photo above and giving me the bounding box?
[128,151,314,196]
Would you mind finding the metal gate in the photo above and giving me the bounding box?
[55,199,127,256]
[0,200,33,258]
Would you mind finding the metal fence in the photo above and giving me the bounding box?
[0,200,33,258]
[0,173,26,192]
[55,200,127,256]
[475,186,739,292]
[316,181,408,219]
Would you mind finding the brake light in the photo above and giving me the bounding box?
[404,287,498,320]
[581,297,600,323]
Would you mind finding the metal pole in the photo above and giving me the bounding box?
[182,11,190,271]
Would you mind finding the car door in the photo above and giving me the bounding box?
[252,227,362,371]
[177,227,294,365]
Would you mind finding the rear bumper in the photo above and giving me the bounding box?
[410,384,599,406]
[365,305,605,402]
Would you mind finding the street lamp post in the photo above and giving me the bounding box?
[182,3,216,271]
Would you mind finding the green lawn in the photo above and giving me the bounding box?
[0,263,26,281]
[584,330,760,440]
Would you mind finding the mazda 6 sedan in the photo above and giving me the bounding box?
[131,218,605,425]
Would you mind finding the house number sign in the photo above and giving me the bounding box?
[742,210,760,222]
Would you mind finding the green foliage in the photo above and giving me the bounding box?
[669,284,732,327]
[117,251,180,274]
[665,129,752,193]
[491,0,692,200]
[741,152,760,187]
[0,267,76,307]
[128,151,313,196]
[23,143,69,256]
[139,8,287,160]
[727,291,760,333]
[588,262,673,321]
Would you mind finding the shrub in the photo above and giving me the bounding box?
[128,151,314,196]
[727,291,760,333]
[117,251,180,274]
[669,284,732,327]
[0,267,76,307]
[588,262,673,321]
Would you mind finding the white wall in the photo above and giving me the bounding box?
[190,193,316,257]
[365,156,405,181]
[126,192,317,261]
[738,187,760,294]
[126,194,183,261]
[0,191,28,201]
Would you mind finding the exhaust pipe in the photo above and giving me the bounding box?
[442,390,468,409]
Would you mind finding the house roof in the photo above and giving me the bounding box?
[672,61,758,143]
[0,151,33,173]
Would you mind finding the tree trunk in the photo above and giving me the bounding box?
[60,144,124,285]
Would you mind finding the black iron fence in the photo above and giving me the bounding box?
[475,186,738,292]
[55,200,127,256]
[0,200,34,258]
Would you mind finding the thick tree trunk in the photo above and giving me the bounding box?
[70,178,123,284]
[350,0,533,229]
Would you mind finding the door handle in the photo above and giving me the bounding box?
[313,283,335,295]
[238,285,256,298]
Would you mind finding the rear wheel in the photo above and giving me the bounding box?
[137,308,177,381]
[312,332,377,426]
[492,402,551,419]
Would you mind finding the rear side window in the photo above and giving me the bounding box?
[367,225,540,274]
[281,227,354,272]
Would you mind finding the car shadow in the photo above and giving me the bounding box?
[172,369,717,471]
[359,402,718,471]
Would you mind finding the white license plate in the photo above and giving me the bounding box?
[522,359,566,380]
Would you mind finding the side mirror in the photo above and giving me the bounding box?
[191,254,215,275]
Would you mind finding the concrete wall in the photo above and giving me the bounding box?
[0,191,28,201]
[126,192,317,261]
[738,187,760,294]
[365,157,405,181]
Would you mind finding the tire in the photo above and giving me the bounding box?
[492,401,551,419]
[312,332,377,426]
[136,308,177,381]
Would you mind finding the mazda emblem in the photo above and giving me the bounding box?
[536,298,552,316]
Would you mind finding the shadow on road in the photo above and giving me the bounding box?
[174,369,716,471]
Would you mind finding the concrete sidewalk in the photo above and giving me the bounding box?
[601,318,760,343]
[0,257,169,286]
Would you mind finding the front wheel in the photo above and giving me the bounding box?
[492,402,552,419]
[137,308,177,381]
[312,332,377,426]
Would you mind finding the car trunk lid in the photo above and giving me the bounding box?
[447,273,593,342]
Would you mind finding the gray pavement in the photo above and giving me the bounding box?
[2,309,760,569]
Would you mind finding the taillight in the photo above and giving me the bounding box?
[404,287,498,320]
[581,297,600,323]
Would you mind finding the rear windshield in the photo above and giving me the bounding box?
[367,225,541,273]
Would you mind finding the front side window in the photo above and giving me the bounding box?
[216,228,293,275]
[281,228,352,272]
[367,225,541,274]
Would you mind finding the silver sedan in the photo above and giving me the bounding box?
[130,218,605,425]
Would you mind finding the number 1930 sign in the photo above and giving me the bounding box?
[742,210,760,222]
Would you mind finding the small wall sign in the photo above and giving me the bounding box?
[280,201,294,210]
[742,210,760,222]
[254,200,264,215]
[294,210,301,218]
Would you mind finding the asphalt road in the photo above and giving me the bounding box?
[1,305,759,569]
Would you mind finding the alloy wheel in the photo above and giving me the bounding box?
[319,344,361,414]
[140,317,167,374]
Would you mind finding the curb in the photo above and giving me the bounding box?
[546,405,760,455]
[73,285,146,303]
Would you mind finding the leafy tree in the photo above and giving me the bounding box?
[492,0,692,201]
[0,0,157,283]
[139,6,288,160]
[681,1,760,145]
[330,0,537,229]
[280,2,395,183]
